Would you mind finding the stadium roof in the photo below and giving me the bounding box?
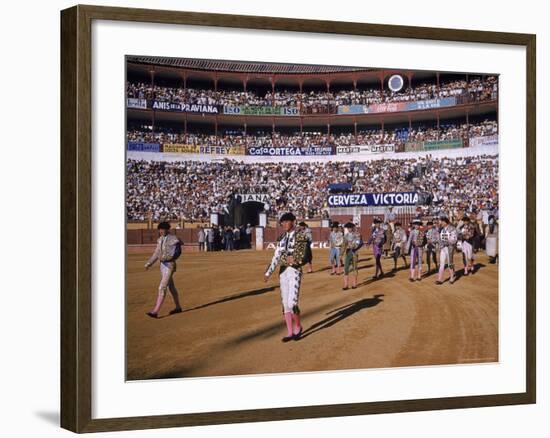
[126,56,375,74]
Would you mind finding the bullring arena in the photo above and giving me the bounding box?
[125,57,499,380]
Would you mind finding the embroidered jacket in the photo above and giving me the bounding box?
[367,227,386,248]
[329,231,345,250]
[425,228,440,246]
[303,228,313,243]
[343,231,364,253]
[265,229,308,276]
[408,229,427,249]
[146,234,182,269]
[392,228,408,248]
[459,222,476,243]
[439,225,458,247]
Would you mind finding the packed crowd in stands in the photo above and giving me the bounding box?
[126,119,498,148]
[126,76,497,109]
[126,154,498,222]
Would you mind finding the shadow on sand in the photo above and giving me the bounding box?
[298,294,384,340]
[181,285,278,313]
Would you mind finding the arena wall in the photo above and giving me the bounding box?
[126,143,498,164]
[127,212,421,252]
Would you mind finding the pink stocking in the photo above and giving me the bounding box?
[438,264,445,282]
[283,312,293,337]
[291,313,302,335]
[152,292,165,314]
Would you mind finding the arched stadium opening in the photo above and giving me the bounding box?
[240,201,265,227]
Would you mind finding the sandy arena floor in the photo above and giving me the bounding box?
[126,248,498,380]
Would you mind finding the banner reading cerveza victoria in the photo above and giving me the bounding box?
[248,146,334,156]
[163,144,246,155]
[328,192,418,207]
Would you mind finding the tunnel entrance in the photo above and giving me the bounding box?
[240,201,265,227]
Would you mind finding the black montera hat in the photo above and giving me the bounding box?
[157,221,171,230]
[298,221,308,227]
[462,215,471,221]
[344,222,355,229]
[373,217,382,224]
[426,221,434,226]
[395,221,402,226]
[279,212,296,223]
[412,219,422,225]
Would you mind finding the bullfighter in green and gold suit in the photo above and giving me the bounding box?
[264,212,308,342]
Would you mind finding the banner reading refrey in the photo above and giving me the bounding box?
[162,144,246,155]
[328,192,418,207]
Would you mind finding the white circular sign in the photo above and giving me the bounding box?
[388,74,404,92]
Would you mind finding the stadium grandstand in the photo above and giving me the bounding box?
[126,56,498,247]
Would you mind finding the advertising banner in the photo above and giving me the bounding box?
[367,102,408,113]
[469,134,499,147]
[279,107,300,116]
[238,194,270,203]
[404,142,424,152]
[370,144,395,153]
[127,142,161,152]
[336,96,458,115]
[327,192,418,207]
[248,146,334,156]
[223,106,299,116]
[403,139,463,152]
[423,139,463,151]
[336,145,371,155]
[126,98,147,109]
[162,144,246,155]
[151,101,221,114]
[198,145,246,155]
[337,105,369,115]
[265,241,330,250]
[162,144,199,153]
[407,97,457,111]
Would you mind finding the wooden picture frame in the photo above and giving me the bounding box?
[60,4,536,433]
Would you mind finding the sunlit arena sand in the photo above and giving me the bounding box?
[126,248,498,380]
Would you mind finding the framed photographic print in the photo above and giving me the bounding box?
[60,4,536,433]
